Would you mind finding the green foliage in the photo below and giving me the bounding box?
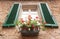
[21,24,27,28]
[16,20,19,25]
[30,20,37,25]
[16,20,46,31]
[16,20,22,26]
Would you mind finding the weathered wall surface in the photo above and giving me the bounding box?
[0,0,59,1]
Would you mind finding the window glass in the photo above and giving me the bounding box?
[21,9,39,21]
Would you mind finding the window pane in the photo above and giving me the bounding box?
[21,9,39,21]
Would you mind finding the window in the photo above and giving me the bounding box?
[19,5,41,21]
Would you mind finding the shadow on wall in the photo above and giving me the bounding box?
[18,35,39,39]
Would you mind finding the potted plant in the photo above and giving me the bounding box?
[16,15,46,36]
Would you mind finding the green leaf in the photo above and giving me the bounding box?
[30,20,37,25]
[16,20,20,25]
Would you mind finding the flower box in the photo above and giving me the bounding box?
[16,15,45,36]
[20,26,40,36]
